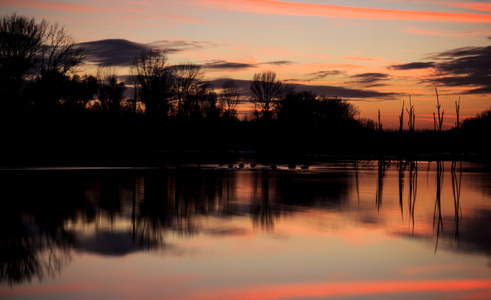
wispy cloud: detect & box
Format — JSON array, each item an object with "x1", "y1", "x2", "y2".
[
  {"x1": 79, "y1": 39, "x2": 217, "y2": 66},
  {"x1": 389, "y1": 62, "x2": 435, "y2": 70},
  {"x1": 2, "y1": 0, "x2": 96, "y2": 12},
  {"x1": 200, "y1": 0, "x2": 491, "y2": 23},
  {"x1": 288, "y1": 70, "x2": 345, "y2": 82},
  {"x1": 348, "y1": 72, "x2": 390, "y2": 87},
  {"x1": 203, "y1": 60, "x2": 256, "y2": 70},
  {"x1": 309, "y1": 70, "x2": 344, "y2": 79},
  {"x1": 202, "y1": 59, "x2": 292, "y2": 70},
  {"x1": 263, "y1": 60, "x2": 293, "y2": 66},
  {"x1": 150, "y1": 40, "x2": 217, "y2": 52}
]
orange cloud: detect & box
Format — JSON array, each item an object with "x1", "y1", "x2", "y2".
[
  {"x1": 200, "y1": 0, "x2": 491, "y2": 23},
  {"x1": 343, "y1": 56, "x2": 384, "y2": 61},
  {"x1": 403, "y1": 26, "x2": 491, "y2": 38},
  {"x1": 173, "y1": 279, "x2": 491, "y2": 300}
]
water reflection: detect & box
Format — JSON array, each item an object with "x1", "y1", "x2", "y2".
[{"x1": 1, "y1": 162, "x2": 490, "y2": 291}]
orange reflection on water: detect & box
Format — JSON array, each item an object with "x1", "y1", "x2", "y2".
[{"x1": 173, "y1": 279, "x2": 491, "y2": 300}]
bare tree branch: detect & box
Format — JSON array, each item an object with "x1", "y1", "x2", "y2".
[{"x1": 250, "y1": 71, "x2": 282, "y2": 120}]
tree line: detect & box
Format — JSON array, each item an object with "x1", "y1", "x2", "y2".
[{"x1": 1, "y1": 14, "x2": 490, "y2": 165}]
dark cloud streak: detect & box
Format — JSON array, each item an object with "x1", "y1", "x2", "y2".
[
  {"x1": 203, "y1": 60, "x2": 256, "y2": 70},
  {"x1": 78, "y1": 39, "x2": 149, "y2": 67},
  {"x1": 389, "y1": 44, "x2": 491, "y2": 94},
  {"x1": 209, "y1": 78, "x2": 397, "y2": 100},
  {"x1": 348, "y1": 72, "x2": 390, "y2": 87},
  {"x1": 285, "y1": 70, "x2": 344, "y2": 82},
  {"x1": 389, "y1": 62, "x2": 434, "y2": 70},
  {"x1": 202, "y1": 60, "x2": 293, "y2": 70},
  {"x1": 430, "y1": 45, "x2": 491, "y2": 94},
  {"x1": 150, "y1": 40, "x2": 217, "y2": 52},
  {"x1": 79, "y1": 38, "x2": 217, "y2": 67},
  {"x1": 263, "y1": 60, "x2": 293, "y2": 66}
]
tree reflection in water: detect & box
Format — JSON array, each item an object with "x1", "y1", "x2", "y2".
[
  {"x1": 408, "y1": 161, "x2": 418, "y2": 234},
  {"x1": 252, "y1": 170, "x2": 278, "y2": 232},
  {"x1": 376, "y1": 160, "x2": 385, "y2": 212},
  {"x1": 434, "y1": 161, "x2": 444, "y2": 253},
  {"x1": 451, "y1": 160, "x2": 463, "y2": 246},
  {"x1": 0, "y1": 171, "x2": 79, "y2": 286}
]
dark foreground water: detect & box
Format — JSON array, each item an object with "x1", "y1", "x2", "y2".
[{"x1": 1, "y1": 161, "x2": 491, "y2": 300}]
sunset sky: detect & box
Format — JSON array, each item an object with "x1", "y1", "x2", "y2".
[{"x1": 2, "y1": 0, "x2": 490, "y2": 129}]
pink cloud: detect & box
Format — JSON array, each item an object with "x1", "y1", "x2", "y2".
[
  {"x1": 446, "y1": 2, "x2": 491, "y2": 12},
  {"x1": 200, "y1": 0, "x2": 491, "y2": 23},
  {"x1": 401, "y1": 264, "x2": 467, "y2": 275},
  {"x1": 1, "y1": 0, "x2": 207, "y2": 25},
  {"x1": 1, "y1": 283, "x2": 97, "y2": 298},
  {"x1": 2, "y1": 0, "x2": 96, "y2": 12},
  {"x1": 403, "y1": 26, "x2": 491, "y2": 38},
  {"x1": 403, "y1": 26, "x2": 451, "y2": 36}
]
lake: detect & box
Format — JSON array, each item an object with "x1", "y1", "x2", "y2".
[{"x1": 1, "y1": 161, "x2": 491, "y2": 300}]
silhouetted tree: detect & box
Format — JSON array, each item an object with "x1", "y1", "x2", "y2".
[
  {"x1": 315, "y1": 97, "x2": 359, "y2": 125},
  {"x1": 0, "y1": 14, "x2": 46, "y2": 111},
  {"x1": 406, "y1": 95, "x2": 415, "y2": 135},
  {"x1": 220, "y1": 79, "x2": 240, "y2": 120},
  {"x1": 250, "y1": 71, "x2": 282, "y2": 121},
  {"x1": 189, "y1": 82, "x2": 221, "y2": 120},
  {"x1": 433, "y1": 87, "x2": 444, "y2": 133},
  {"x1": 62, "y1": 74, "x2": 98, "y2": 112},
  {"x1": 461, "y1": 106, "x2": 491, "y2": 156},
  {"x1": 312, "y1": 96, "x2": 360, "y2": 153},
  {"x1": 131, "y1": 49, "x2": 173, "y2": 118},
  {"x1": 97, "y1": 67, "x2": 126, "y2": 116},
  {"x1": 455, "y1": 97, "x2": 461, "y2": 129},
  {"x1": 171, "y1": 63, "x2": 204, "y2": 117},
  {"x1": 275, "y1": 88, "x2": 361, "y2": 154},
  {"x1": 0, "y1": 14, "x2": 84, "y2": 113},
  {"x1": 39, "y1": 23, "x2": 84, "y2": 77},
  {"x1": 31, "y1": 70, "x2": 69, "y2": 112},
  {"x1": 277, "y1": 88, "x2": 316, "y2": 123},
  {"x1": 360, "y1": 118, "x2": 376, "y2": 130},
  {"x1": 277, "y1": 88, "x2": 316, "y2": 127},
  {"x1": 275, "y1": 88, "x2": 317, "y2": 154},
  {"x1": 33, "y1": 23, "x2": 84, "y2": 111},
  {"x1": 399, "y1": 101, "x2": 404, "y2": 133}
]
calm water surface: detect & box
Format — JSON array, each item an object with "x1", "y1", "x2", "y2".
[{"x1": 1, "y1": 161, "x2": 491, "y2": 300}]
